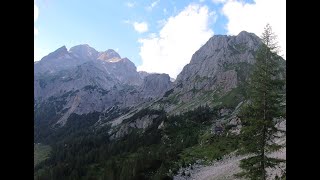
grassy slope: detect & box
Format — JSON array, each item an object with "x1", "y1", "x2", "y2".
[{"x1": 34, "y1": 144, "x2": 51, "y2": 167}]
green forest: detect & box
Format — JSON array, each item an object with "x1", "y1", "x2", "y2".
[{"x1": 34, "y1": 106, "x2": 240, "y2": 180}]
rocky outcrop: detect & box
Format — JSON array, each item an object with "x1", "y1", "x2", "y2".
[
  {"x1": 34, "y1": 46, "x2": 88, "y2": 75},
  {"x1": 140, "y1": 73, "x2": 173, "y2": 98},
  {"x1": 34, "y1": 45, "x2": 174, "y2": 126},
  {"x1": 149, "y1": 31, "x2": 274, "y2": 115},
  {"x1": 69, "y1": 44, "x2": 99, "y2": 60},
  {"x1": 138, "y1": 71, "x2": 150, "y2": 80},
  {"x1": 175, "y1": 31, "x2": 261, "y2": 93},
  {"x1": 109, "y1": 114, "x2": 159, "y2": 140},
  {"x1": 34, "y1": 60, "x2": 119, "y2": 101},
  {"x1": 105, "y1": 58, "x2": 143, "y2": 86},
  {"x1": 97, "y1": 49, "x2": 121, "y2": 61}
]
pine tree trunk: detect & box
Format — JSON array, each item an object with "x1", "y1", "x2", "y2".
[
  {"x1": 262, "y1": 87, "x2": 267, "y2": 180},
  {"x1": 261, "y1": 125, "x2": 266, "y2": 180},
  {"x1": 261, "y1": 36, "x2": 270, "y2": 180}
]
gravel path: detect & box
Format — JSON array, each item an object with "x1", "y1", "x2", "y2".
[
  {"x1": 174, "y1": 147, "x2": 285, "y2": 180},
  {"x1": 191, "y1": 155, "x2": 246, "y2": 180},
  {"x1": 174, "y1": 154, "x2": 247, "y2": 180}
]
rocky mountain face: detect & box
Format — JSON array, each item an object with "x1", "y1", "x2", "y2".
[
  {"x1": 141, "y1": 73, "x2": 172, "y2": 99},
  {"x1": 34, "y1": 31, "x2": 285, "y2": 138},
  {"x1": 69, "y1": 44, "x2": 99, "y2": 60},
  {"x1": 34, "y1": 45, "x2": 172, "y2": 127},
  {"x1": 181, "y1": 32, "x2": 259, "y2": 87},
  {"x1": 145, "y1": 31, "x2": 280, "y2": 114},
  {"x1": 138, "y1": 71, "x2": 150, "y2": 80},
  {"x1": 103, "y1": 31, "x2": 285, "y2": 139},
  {"x1": 97, "y1": 49, "x2": 121, "y2": 61}
]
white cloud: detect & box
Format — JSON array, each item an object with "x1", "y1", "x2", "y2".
[
  {"x1": 147, "y1": 33, "x2": 157, "y2": 38},
  {"x1": 34, "y1": 3, "x2": 39, "y2": 37},
  {"x1": 212, "y1": 0, "x2": 226, "y2": 4},
  {"x1": 34, "y1": 4, "x2": 39, "y2": 22},
  {"x1": 34, "y1": 27, "x2": 39, "y2": 36},
  {"x1": 125, "y1": 2, "x2": 135, "y2": 8},
  {"x1": 133, "y1": 22, "x2": 148, "y2": 33},
  {"x1": 34, "y1": 2, "x2": 40, "y2": 60},
  {"x1": 146, "y1": 0, "x2": 160, "y2": 11},
  {"x1": 157, "y1": 19, "x2": 167, "y2": 28},
  {"x1": 138, "y1": 4, "x2": 214, "y2": 78},
  {"x1": 222, "y1": 0, "x2": 286, "y2": 58}
]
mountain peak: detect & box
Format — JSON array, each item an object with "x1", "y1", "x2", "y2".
[
  {"x1": 236, "y1": 31, "x2": 259, "y2": 40},
  {"x1": 237, "y1": 30, "x2": 251, "y2": 36},
  {"x1": 176, "y1": 31, "x2": 262, "y2": 90},
  {"x1": 41, "y1": 45, "x2": 69, "y2": 61},
  {"x1": 69, "y1": 44, "x2": 96, "y2": 52},
  {"x1": 54, "y1": 45, "x2": 68, "y2": 54},
  {"x1": 234, "y1": 31, "x2": 261, "y2": 50},
  {"x1": 105, "y1": 49, "x2": 119, "y2": 55},
  {"x1": 69, "y1": 44, "x2": 99, "y2": 60},
  {"x1": 97, "y1": 49, "x2": 121, "y2": 61},
  {"x1": 70, "y1": 44, "x2": 93, "y2": 48}
]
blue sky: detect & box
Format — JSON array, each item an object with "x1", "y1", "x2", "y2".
[{"x1": 34, "y1": 0, "x2": 285, "y2": 78}]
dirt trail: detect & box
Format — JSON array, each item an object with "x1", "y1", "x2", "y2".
[{"x1": 174, "y1": 147, "x2": 285, "y2": 180}]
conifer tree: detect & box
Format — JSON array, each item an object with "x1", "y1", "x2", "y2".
[{"x1": 236, "y1": 24, "x2": 286, "y2": 180}]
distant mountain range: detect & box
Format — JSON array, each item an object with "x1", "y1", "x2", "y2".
[
  {"x1": 34, "y1": 30, "x2": 285, "y2": 136},
  {"x1": 34, "y1": 44, "x2": 172, "y2": 127}
]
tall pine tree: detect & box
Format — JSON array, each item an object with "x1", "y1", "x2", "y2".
[{"x1": 236, "y1": 24, "x2": 286, "y2": 180}]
